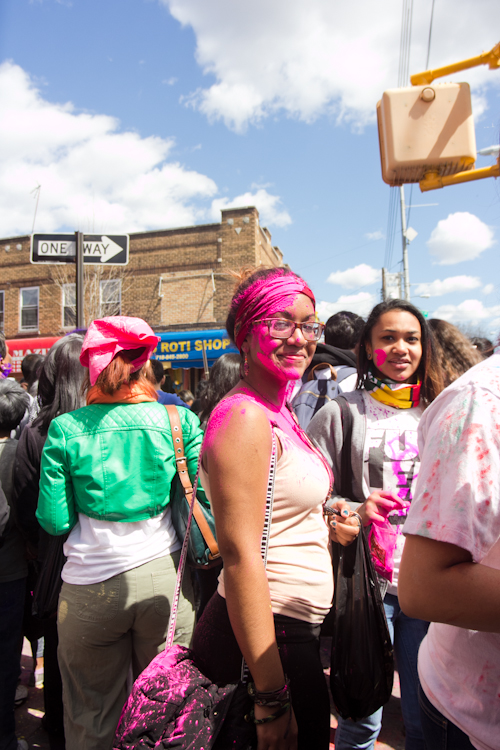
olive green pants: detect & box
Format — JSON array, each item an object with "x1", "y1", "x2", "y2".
[{"x1": 57, "y1": 552, "x2": 195, "y2": 750}]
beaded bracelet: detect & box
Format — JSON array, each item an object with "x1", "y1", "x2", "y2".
[
  {"x1": 245, "y1": 702, "x2": 291, "y2": 725},
  {"x1": 247, "y1": 679, "x2": 291, "y2": 707}
]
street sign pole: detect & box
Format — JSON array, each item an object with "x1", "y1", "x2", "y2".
[{"x1": 76, "y1": 231, "x2": 84, "y2": 328}]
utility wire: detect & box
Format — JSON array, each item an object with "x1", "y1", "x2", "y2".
[{"x1": 425, "y1": 0, "x2": 436, "y2": 69}]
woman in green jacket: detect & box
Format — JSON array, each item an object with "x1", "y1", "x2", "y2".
[{"x1": 36, "y1": 317, "x2": 203, "y2": 750}]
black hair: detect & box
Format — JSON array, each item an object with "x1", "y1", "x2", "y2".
[
  {"x1": 357, "y1": 298, "x2": 443, "y2": 405},
  {"x1": 199, "y1": 353, "x2": 242, "y2": 424},
  {"x1": 0, "y1": 379, "x2": 30, "y2": 432},
  {"x1": 470, "y1": 336, "x2": 494, "y2": 358},
  {"x1": 324, "y1": 311, "x2": 364, "y2": 349},
  {"x1": 33, "y1": 334, "x2": 86, "y2": 435},
  {"x1": 149, "y1": 358, "x2": 165, "y2": 384},
  {"x1": 0, "y1": 333, "x2": 6, "y2": 360},
  {"x1": 21, "y1": 353, "x2": 45, "y2": 390}
]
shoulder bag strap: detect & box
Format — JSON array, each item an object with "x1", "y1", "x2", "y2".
[
  {"x1": 164, "y1": 405, "x2": 219, "y2": 561},
  {"x1": 165, "y1": 422, "x2": 278, "y2": 651},
  {"x1": 336, "y1": 396, "x2": 354, "y2": 501}
]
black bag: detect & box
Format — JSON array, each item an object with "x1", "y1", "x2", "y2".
[
  {"x1": 32, "y1": 532, "x2": 68, "y2": 620},
  {"x1": 165, "y1": 405, "x2": 221, "y2": 569},
  {"x1": 329, "y1": 395, "x2": 394, "y2": 721}
]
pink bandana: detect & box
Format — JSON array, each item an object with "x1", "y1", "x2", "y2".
[
  {"x1": 80, "y1": 316, "x2": 160, "y2": 386},
  {"x1": 233, "y1": 271, "x2": 315, "y2": 350}
]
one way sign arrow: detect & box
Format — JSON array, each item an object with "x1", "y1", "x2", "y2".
[{"x1": 31, "y1": 233, "x2": 129, "y2": 265}]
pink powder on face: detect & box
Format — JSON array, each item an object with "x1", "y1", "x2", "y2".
[
  {"x1": 374, "y1": 349, "x2": 387, "y2": 367},
  {"x1": 233, "y1": 271, "x2": 315, "y2": 350}
]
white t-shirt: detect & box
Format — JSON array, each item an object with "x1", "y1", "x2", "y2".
[
  {"x1": 404, "y1": 354, "x2": 500, "y2": 750},
  {"x1": 62, "y1": 506, "x2": 181, "y2": 585},
  {"x1": 362, "y1": 391, "x2": 422, "y2": 595}
]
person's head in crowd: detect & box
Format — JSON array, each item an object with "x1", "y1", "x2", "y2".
[
  {"x1": 147, "y1": 358, "x2": 166, "y2": 390},
  {"x1": 199, "y1": 353, "x2": 241, "y2": 424},
  {"x1": 33, "y1": 334, "x2": 86, "y2": 434},
  {"x1": 178, "y1": 389, "x2": 194, "y2": 407},
  {"x1": 358, "y1": 298, "x2": 443, "y2": 405},
  {"x1": 0, "y1": 333, "x2": 12, "y2": 379},
  {"x1": 190, "y1": 378, "x2": 209, "y2": 416},
  {"x1": 0, "y1": 379, "x2": 29, "y2": 437},
  {"x1": 21, "y1": 353, "x2": 45, "y2": 392},
  {"x1": 428, "y1": 319, "x2": 484, "y2": 388},
  {"x1": 324, "y1": 311, "x2": 364, "y2": 351},
  {"x1": 80, "y1": 317, "x2": 159, "y2": 398},
  {"x1": 227, "y1": 266, "x2": 319, "y2": 388},
  {"x1": 470, "y1": 335, "x2": 494, "y2": 358}
]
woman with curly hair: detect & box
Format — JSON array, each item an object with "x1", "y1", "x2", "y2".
[{"x1": 428, "y1": 318, "x2": 483, "y2": 388}]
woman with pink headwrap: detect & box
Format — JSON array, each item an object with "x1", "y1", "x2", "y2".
[
  {"x1": 191, "y1": 268, "x2": 360, "y2": 750},
  {"x1": 36, "y1": 317, "x2": 204, "y2": 750}
]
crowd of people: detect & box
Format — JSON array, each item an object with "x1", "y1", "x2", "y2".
[{"x1": 0, "y1": 266, "x2": 498, "y2": 750}]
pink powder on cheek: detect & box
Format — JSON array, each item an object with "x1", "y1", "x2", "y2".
[{"x1": 374, "y1": 349, "x2": 387, "y2": 367}]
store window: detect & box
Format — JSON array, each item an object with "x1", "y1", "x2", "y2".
[
  {"x1": 20, "y1": 287, "x2": 39, "y2": 331},
  {"x1": 0, "y1": 291, "x2": 4, "y2": 332},
  {"x1": 100, "y1": 279, "x2": 121, "y2": 317},
  {"x1": 63, "y1": 283, "x2": 76, "y2": 328}
]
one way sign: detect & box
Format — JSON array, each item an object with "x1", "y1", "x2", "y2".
[{"x1": 31, "y1": 234, "x2": 129, "y2": 265}]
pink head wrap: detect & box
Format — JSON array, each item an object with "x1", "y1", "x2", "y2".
[
  {"x1": 80, "y1": 316, "x2": 160, "y2": 386},
  {"x1": 233, "y1": 270, "x2": 315, "y2": 351}
]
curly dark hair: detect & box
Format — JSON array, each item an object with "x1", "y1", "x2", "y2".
[
  {"x1": 199, "y1": 353, "x2": 241, "y2": 424},
  {"x1": 357, "y1": 299, "x2": 443, "y2": 405},
  {"x1": 429, "y1": 319, "x2": 484, "y2": 387}
]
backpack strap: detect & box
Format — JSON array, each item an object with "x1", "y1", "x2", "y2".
[{"x1": 165, "y1": 405, "x2": 220, "y2": 561}]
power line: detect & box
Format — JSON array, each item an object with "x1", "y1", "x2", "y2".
[{"x1": 426, "y1": 0, "x2": 436, "y2": 69}]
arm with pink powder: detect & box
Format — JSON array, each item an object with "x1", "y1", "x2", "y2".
[{"x1": 399, "y1": 380, "x2": 500, "y2": 632}]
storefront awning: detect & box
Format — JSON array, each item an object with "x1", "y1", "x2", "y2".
[
  {"x1": 6, "y1": 337, "x2": 62, "y2": 374},
  {"x1": 153, "y1": 329, "x2": 238, "y2": 369}
]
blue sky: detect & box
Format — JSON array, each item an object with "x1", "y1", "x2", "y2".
[{"x1": 1, "y1": 0, "x2": 499, "y2": 334}]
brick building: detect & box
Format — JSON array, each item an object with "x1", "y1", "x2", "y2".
[{"x1": 0, "y1": 206, "x2": 285, "y2": 387}]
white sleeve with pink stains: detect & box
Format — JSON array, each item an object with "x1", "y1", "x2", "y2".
[{"x1": 404, "y1": 361, "x2": 500, "y2": 564}]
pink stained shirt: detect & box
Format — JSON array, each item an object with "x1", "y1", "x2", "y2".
[{"x1": 404, "y1": 353, "x2": 500, "y2": 750}]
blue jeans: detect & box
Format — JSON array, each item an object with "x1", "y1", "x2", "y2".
[
  {"x1": 334, "y1": 593, "x2": 429, "y2": 750},
  {"x1": 419, "y1": 686, "x2": 474, "y2": 750},
  {"x1": 0, "y1": 577, "x2": 26, "y2": 750}
]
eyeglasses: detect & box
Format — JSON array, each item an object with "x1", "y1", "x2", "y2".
[{"x1": 255, "y1": 318, "x2": 324, "y2": 342}]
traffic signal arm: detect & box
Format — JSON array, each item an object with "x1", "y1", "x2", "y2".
[
  {"x1": 419, "y1": 160, "x2": 500, "y2": 192},
  {"x1": 411, "y1": 41, "x2": 500, "y2": 86}
]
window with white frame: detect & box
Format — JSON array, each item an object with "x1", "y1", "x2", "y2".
[
  {"x1": 62, "y1": 283, "x2": 76, "y2": 328},
  {"x1": 20, "y1": 287, "x2": 39, "y2": 331},
  {"x1": 0, "y1": 291, "x2": 4, "y2": 332},
  {"x1": 100, "y1": 279, "x2": 121, "y2": 317}
]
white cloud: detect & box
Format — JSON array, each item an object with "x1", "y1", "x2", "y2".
[
  {"x1": 317, "y1": 292, "x2": 377, "y2": 320},
  {"x1": 210, "y1": 189, "x2": 292, "y2": 228},
  {"x1": 162, "y1": 0, "x2": 500, "y2": 131},
  {"x1": 483, "y1": 284, "x2": 495, "y2": 295},
  {"x1": 432, "y1": 299, "x2": 500, "y2": 324},
  {"x1": 414, "y1": 275, "x2": 481, "y2": 297},
  {"x1": 327, "y1": 264, "x2": 380, "y2": 289},
  {"x1": 0, "y1": 61, "x2": 223, "y2": 236},
  {"x1": 365, "y1": 230, "x2": 384, "y2": 241},
  {"x1": 162, "y1": 77, "x2": 178, "y2": 85},
  {"x1": 427, "y1": 212, "x2": 495, "y2": 265}
]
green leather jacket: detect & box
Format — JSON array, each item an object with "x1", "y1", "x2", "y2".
[{"x1": 36, "y1": 402, "x2": 206, "y2": 536}]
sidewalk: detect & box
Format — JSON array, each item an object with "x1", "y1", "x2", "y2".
[{"x1": 15, "y1": 638, "x2": 405, "y2": 749}]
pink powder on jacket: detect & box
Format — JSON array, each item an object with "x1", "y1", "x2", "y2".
[{"x1": 233, "y1": 271, "x2": 315, "y2": 350}]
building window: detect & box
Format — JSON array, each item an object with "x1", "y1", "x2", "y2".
[
  {"x1": 0, "y1": 291, "x2": 4, "y2": 332},
  {"x1": 62, "y1": 284, "x2": 76, "y2": 328},
  {"x1": 20, "y1": 287, "x2": 39, "y2": 331},
  {"x1": 100, "y1": 279, "x2": 121, "y2": 317}
]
